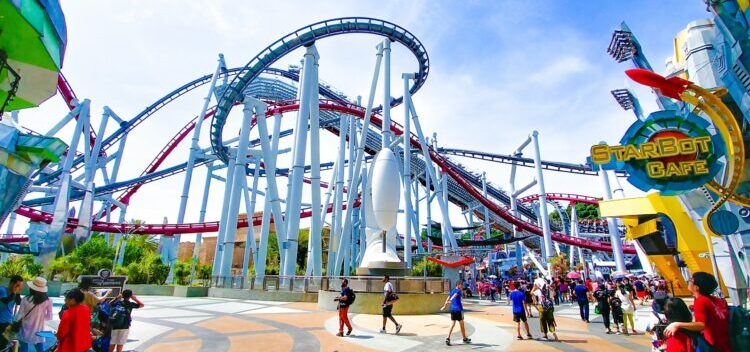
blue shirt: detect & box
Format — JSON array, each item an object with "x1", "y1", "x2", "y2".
[
  {"x1": 448, "y1": 288, "x2": 463, "y2": 312},
  {"x1": 574, "y1": 284, "x2": 589, "y2": 302},
  {"x1": 0, "y1": 287, "x2": 15, "y2": 323},
  {"x1": 510, "y1": 290, "x2": 525, "y2": 314}
]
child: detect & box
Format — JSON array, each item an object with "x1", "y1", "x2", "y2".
[
  {"x1": 609, "y1": 290, "x2": 624, "y2": 334},
  {"x1": 661, "y1": 297, "x2": 694, "y2": 351},
  {"x1": 57, "y1": 289, "x2": 92, "y2": 352}
]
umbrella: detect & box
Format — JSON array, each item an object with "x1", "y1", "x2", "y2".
[
  {"x1": 488, "y1": 275, "x2": 497, "y2": 279},
  {"x1": 0, "y1": 0, "x2": 67, "y2": 112},
  {"x1": 566, "y1": 271, "x2": 581, "y2": 280},
  {"x1": 611, "y1": 271, "x2": 629, "y2": 279}
]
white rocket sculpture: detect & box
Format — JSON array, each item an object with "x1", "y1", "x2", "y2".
[{"x1": 358, "y1": 149, "x2": 406, "y2": 273}]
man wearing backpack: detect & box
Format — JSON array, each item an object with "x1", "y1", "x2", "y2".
[
  {"x1": 664, "y1": 272, "x2": 730, "y2": 352},
  {"x1": 334, "y1": 279, "x2": 354, "y2": 337},
  {"x1": 109, "y1": 289, "x2": 144, "y2": 352},
  {"x1": 380, "y1": 275, "x2": 402, "y2": 334}
]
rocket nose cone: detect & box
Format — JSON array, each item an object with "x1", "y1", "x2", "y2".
[{"x1": 625, "y1": 68, "x2": 666, "y2": 87}]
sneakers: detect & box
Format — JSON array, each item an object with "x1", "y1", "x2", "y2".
[
  {"x1": 395, "y1": 324, "x2": 403, "y2": 334},
  {"x1": 380, "y1": 328, "x2": 386, "y2": 334},
  {"x1": 463, "y1": 337, "x2": 471, "y2": 344},
  {"x1": 346, "y1": 330, "x2": 352, "y2": 336},
  {"x1": 445, "y1": 338, "x2": 451, "y2": 346},
  {"x1": 516, "y1": 335, "x2": 523, "y2": 340},
  {"x1": 336, "y1": 332, "x2": 344, "y2": 337}
]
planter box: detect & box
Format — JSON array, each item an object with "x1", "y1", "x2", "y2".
[
  {"x1": 173, "y1": 286, "x2": 209, "y2": 297},
  {"x1": 208, "y1": 287, "x2": 317, "y2": 302},
  {"x1": 123, "y1": 284, "x2": 175, "y2": 296}
]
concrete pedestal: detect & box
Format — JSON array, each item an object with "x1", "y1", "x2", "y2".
[{"x1": 318, "y1": 290, "x2": 446, "y2": 315}]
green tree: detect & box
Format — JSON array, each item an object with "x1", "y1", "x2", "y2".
[
  {"x1": 550, "y1": 203, "x2": 600, "y2": 222},
  {"x1": 49, "y1": 235, "x2": 114, "y2": 280},
  {"x1": 0, "y1": 255, "x2": 42, "y2": 280},
  {"x1": 548, "y1": 253, "x2": 570, "y2": 278},
  {"x1": 411, "y1": 256, "x2": 443, "y2": 277}
]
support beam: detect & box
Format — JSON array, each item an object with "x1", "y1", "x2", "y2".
[
  {"x1": 171, "y1": 54, "x2": 225, "y2": 283},
  {"x1": 190, "y1": 162, "x2": 213, "y2": 284},
  {"x1": 333, "y1": 42, "x2": 384, "y2": 276},
  {"x1": 599, "y1": 168, "x2": 627, "y2": 272},
  {"x1": 218, "y1": 101, "x2": 255, "y2": 278},
  {"x1": 282, "y1": 45, "x2": 318, "y2": 278}
]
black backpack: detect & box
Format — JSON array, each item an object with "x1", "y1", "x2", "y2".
[
  {"x1": 610, "y1": 296, "x2": 622, "y2": 309},
  {"x1": 541, "y1": 296, "x2": 554, "y2": 312},
  {"x1": 729, "y1": 305, "x2": 750, "y2": 351},
  {"x1": 109, "y1": 300, "x2": 129, "y2": 329},
  {"x1": 345, "y1": 288, "x2": 356, "y2": 306}
]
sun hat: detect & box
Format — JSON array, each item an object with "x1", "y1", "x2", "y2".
[{"x1": 27, "y1": 277, "x2": 48, "y2": 293}]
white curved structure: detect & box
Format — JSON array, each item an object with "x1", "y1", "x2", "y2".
[
  {"x1": 358, "y1": 149, "x2": 404, "y2": 274},
  {"x1": 370, "y1": 149, "x2": 401, "y2": 229}
]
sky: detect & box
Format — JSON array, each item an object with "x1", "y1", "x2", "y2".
[{"x1": 11, "y1": 1, "x2": 711, "y2": 240}]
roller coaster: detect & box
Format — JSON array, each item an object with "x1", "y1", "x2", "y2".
[{"x1": 3, "y1": 16, "x2": 636, "y2": 283}]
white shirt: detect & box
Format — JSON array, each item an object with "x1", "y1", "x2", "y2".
[
  {"x1": 616, "y1": 289, "x2": 634, "y2": 313},
  {"x1": 384, "y1": 282, "x2": 394, "y2": 293}
]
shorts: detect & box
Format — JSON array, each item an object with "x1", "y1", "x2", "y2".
[
  {"x1": 450, "y1": 311, "x2": 463, "y2": 321},
  {"x1": 110, "y1": 328, "x2": 130, "y2": 345},
  {"x1": 636, "y1": 291, "x2": 646, "y2": 299},
  {"x1": 513, "y1": 312, "x2": 527, "y2": 323},
  {"x1": 382, "y1": 304, "x2": 393, "y2": 317}
]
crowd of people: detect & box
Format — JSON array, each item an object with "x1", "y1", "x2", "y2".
[
  {"x1": 0, "y1": 275, "x2": 143, "y2": 352},
  {"x1": 453, "y1": 271, "x2": 741, "y2": 351}
]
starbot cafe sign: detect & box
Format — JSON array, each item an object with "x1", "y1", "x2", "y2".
[
  {"x1": 589, "y1": 110, "x2": 724, "y2": 194},
  {"x1": 591, "y1": 134, "x2": 711, "y2": 178}
]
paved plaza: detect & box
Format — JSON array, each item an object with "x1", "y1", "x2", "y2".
[{"x1": 44, "y1": 295, "x2": 656, "y2": 351}]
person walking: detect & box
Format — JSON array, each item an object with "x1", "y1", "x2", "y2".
[
  {"x1": 609, "y1": 290, "x2": 624, "y2": 335},
  {"x1": 524, "y1": 283, "x2": 534, "y2": 318},
  {"x1": 635, "y1": 277, "x2": 648, "y2": 306},
  {"x1": 664, "y1": 272, "x2": 730, "y2": 352},
  {"x1": 56, "y1": 289, "x2": 92, "y2": 352},
  {"x1": 538, "y1": 289, "x2": 558, "y2": 340},
  {"x1": 16, "y1": 277, "x2": 53, "y2": 352},
  {"x1": 616, "y1": 281, "x2": 637, "y2": 335},
  {"x1": 109, "y1": 289, "x2": 144, "y2": 352},
  {"x1": 573, "y1": 280, "x2": 590, "y2": 323},
  {"x1": 594, "y1": 282, "x2": 613, "y2": 334},
  {"x1": 0, "y1": 275, "x2": 23, "y2": 350},
  {"x1": 441, "y1": 281, "x2": 471, "y2": 346},
  {"x1": 334, "y1": 279, "x2": 354, "y2": 337},
  {"x1": 380, "y1": 275, "x2": 402, "y2": 334},
  {"x1": 510, "y1": 281, "x2": 532, "y2": 340}
]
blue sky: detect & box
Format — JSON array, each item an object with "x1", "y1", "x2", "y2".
[{"x1": 14, "y1": 1, "x2": 712, "y2": 234}]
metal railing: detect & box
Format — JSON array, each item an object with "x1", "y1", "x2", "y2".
[{"x1": 209, "y1": 275, "x2": 450, "y2": 294}]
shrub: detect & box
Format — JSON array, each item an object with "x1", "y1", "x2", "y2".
[
  {"x1": 196, "y1": 264, "x2": 212, "y2": 281},
  {"x1": 0, "y1": 255, "x2": 41, "y2": 280},
  {"x1": 173, "y1": 261, "x2": 190, "y2": 285},
  {"x1": 411, "y1": 257, "x2": 443, "y2": 277}
]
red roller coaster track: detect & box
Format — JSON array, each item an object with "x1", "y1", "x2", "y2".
[{"x1": 13, "y1": 81, "x2": 633, "y2": 254}]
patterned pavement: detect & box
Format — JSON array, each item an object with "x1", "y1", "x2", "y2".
[{"x1": 44, "y1": 296, "x2": 655, "y2": 351}]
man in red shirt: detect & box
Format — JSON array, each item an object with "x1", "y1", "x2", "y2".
[
  {"x1": 664, "y1": 272, "x2": 730, "y2": 352},
  {"x1": 56, "y1": 289, "x2": 92, "y2": 352}
]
